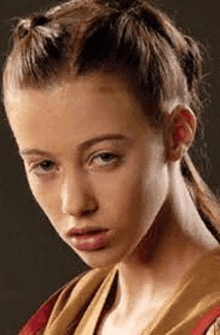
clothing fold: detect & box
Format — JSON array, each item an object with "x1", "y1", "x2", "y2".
[{"x1": 19, "y1": 248, "x2": 220, "y2": 335}]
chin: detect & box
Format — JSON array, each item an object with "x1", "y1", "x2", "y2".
[{"x1": 74, "y1": 247, "x2": 126, "y2": 269}]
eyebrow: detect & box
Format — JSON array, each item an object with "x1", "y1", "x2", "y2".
[{"x1": 19, "y1": 134, "x2": 132, "y2": 157}]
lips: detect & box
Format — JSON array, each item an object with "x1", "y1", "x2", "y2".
[{"x1": 67, "y1": 228, "x2": 109, "y2": 251}]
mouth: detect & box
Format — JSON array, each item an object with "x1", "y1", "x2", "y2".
[{"x1": 67, "y1": 228, "x2": 109, "y2": 251}]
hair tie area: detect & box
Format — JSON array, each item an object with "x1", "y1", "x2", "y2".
[
  {"x1": 102, "y1": 0, "x2": 141, "y2": 12},
  {"x1": 16, "y1": 15, "x2": 50, "y2": 40},
  {"x1": 16, "y1": 19, "x2": 31, "y2": 39},
  {"x1": 31, "y1": 15, "x2": 50, "y2": 28}
]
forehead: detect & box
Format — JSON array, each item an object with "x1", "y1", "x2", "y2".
[
  {"x1": 6, "y1": 72, "x2": 141, "y2": 116},
  {"x1": 5, "y1": 73, "x2": 151, "y2": 151}
]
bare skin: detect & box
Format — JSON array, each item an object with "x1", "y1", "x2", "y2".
[
  {"x1": 98, "y1": 166, "x2": 218, "y2": 334},
  {"x1": 5, "y1": 73, "x2": 218, "y2": 334}
]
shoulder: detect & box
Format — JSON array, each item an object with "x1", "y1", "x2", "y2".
[
  {"x1": 152, "y1": 248, "x2": 220, "y2": 334},
  {"x1": 18, "y1": 270, "x2": 88, "y2": 335},
  {"x1": 18, "y1": 266, "x2": 112, "y2": 335},
  {"x1": 189, "y1": 248, "x2": 220, "y2": 334}
]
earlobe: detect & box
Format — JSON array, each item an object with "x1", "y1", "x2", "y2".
[{"x1": 166, "y1": 105, "x2": 197, "y2": 162}]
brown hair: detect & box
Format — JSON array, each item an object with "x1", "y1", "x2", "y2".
[{"x1": 2, "y1": 0, "x2": 220, "y2": 240}]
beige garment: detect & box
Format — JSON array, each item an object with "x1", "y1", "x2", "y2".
[
  {"x1": 39, "y1": 248, "x2": 220, "y2": 334},
  {"x1": 43, "y1": 267, "x2": 114, "y2": 335}
]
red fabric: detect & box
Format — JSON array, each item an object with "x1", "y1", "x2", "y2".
[
  {"x1": 191, "y1": 306, "x2": 220, "y2": 334},
  {"x1": 19, "y1": 290, "x2": 61, "y2": 335},
  {"x1": 18, "y1": 273, "x2": 84, "y2": 335},
  {"x1": 19, "y1": 300, "x2": 220, "y2": 334}
]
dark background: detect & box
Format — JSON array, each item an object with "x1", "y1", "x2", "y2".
[{"x1": 0, "y1": 0, "x2": 219, "y2": 334}]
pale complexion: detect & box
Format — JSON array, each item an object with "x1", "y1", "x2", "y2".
[{"x1": 5, "y1": 73, "x2": 218, "y2": 334}]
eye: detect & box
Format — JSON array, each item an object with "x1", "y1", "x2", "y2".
[
  {"x1": 90, "y1": 152, "x2": 120, "y2": 167},
  {"x1": 31, "y1": 160, "x2": 56, "y2": 175}
]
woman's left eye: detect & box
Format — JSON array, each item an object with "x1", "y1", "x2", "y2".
[
  {"x1": 30, "y1": 160, "x2": 56, "y2": 175},
  {"x1": 90, "y1": 152, "x2": 119, "y2": 167}
]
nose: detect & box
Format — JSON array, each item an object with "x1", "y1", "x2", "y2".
[{"x1": 61, "y1": 172, "x2": 98, "y2": 217}]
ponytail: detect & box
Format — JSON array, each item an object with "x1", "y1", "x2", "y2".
[
  {"x1": 178, "y1": 33, "x2": 220, "y2": 241},
  {"x1": 181, "y1": 153, "x2": 220, "y2": 242}
]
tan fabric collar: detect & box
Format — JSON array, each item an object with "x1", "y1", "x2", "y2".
[
  {"x1": 74, "y1": 266, "x2": 117, "y2": 335},
  {"x1": 43, "y1": 248, "x2": 220, "y2": 335},
  {"x1": 43, "y1": 266, "x2": 115, "y2": 335}
]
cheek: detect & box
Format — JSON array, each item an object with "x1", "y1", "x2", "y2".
[
  {"x1": 26, "y1": 174, "x2": 62, "y2": 223},
  {"x1": 97, "y1": 157, "x2": 169, "y2": 229}
]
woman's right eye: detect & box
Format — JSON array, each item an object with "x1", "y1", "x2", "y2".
[{"x1": 30, "y1": 160, "x2": 56, "y2": 176}]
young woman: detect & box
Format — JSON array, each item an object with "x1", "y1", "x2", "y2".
[{"x1": 2, "y1": 0, "x2": 220, "y2": 334}]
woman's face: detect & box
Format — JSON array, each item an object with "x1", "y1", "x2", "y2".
[{"x1": 6, "y1": 73, "x2": 169, "y2": 268}]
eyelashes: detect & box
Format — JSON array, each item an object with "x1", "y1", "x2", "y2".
[
  {"x1": 28, "y1": 159, "x2": 57, "y2": 175},
  {"x1": 88, "y1": 151, "x2": 121, "y2": 167},
  {"x1": 27, "y1": 151, "x2": 123, "y2": 176}
]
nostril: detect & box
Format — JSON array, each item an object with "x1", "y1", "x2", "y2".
[{"x1": 82, "y1": 205, "x2": 98, "y2": 216}]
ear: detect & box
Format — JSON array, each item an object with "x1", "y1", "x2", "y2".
[{"x1": 165, "y1": 105, "x2": 197, "y2": 161}]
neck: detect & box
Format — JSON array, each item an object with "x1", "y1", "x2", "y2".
[{"x1": 114, "y1": 164, "x2": 218, "y2": 315}]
